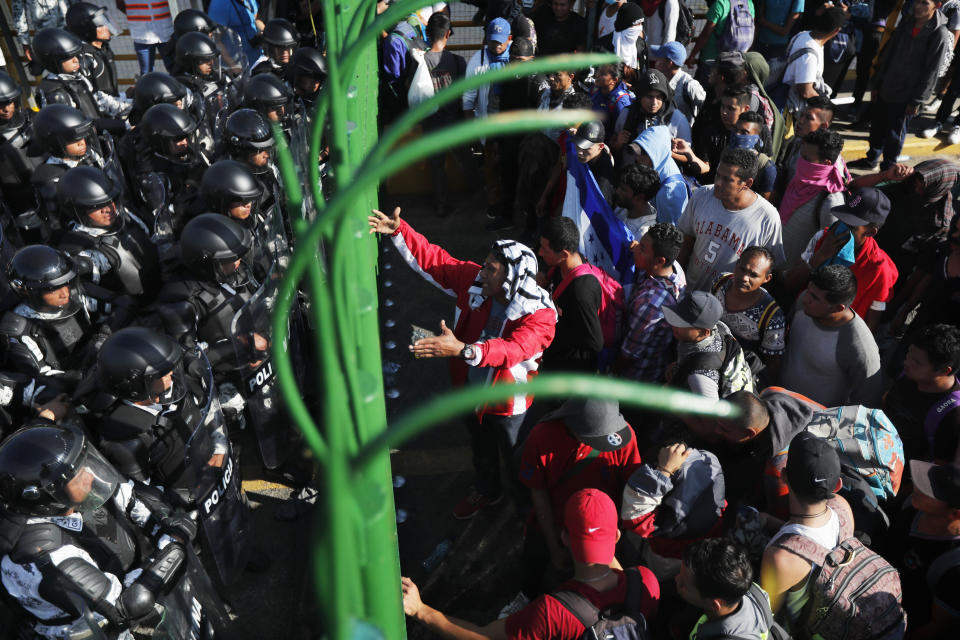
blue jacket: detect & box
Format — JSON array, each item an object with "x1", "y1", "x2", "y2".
[
  {"x1": 209, "y1": 0, "x2": 262, "y2": 65},
  {"x1": 633, "y1": 125, "x2": 689, "y2": 226}
]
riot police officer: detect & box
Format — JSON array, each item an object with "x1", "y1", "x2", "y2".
[
  {"x1": 31, "y1": 28, "x2": 129, "y2": 130},
  {"x1": 81, "y1": 326, "x2": 228, "y2": 503},
  {"x1": 0, "y1": 423, "x2": 208, "y2": 639},
  {"x1": 31, "y1": 104, "x2": 112, "y2": 242},
  {"x1": 243, "y1": 73, "x2": 296, "y2": 136},
  {"x1": 65, "y1": 2, "x2": 120, "y2": 97},
  {"x1": 173, "y1": 7, "x2": 217, "y2": 38},
  {"x1": 174, "y1": 31, "x2": 236, "y2": 129},
  {"x1": 154, "y1": 214, "x2": 261, "y2": 367},
  {"x1": 56, "y1": 166, "x2": 160, "y2": 300},
  {"x1": 218, "y1": 108, "x2": 286, "y2": 230},
  {"x1": 173, "y1": 8, "x2": 247, "y2": 79},
  {"x1": 250, "y1": 18, "x2": 299, "y2": 79},
  {"x1": 0, "y1": 245, "x2": 133, "y2": 392},
  {"x1": 0, "y1": 71, "x2": 44, "y2": 238},
  {"x1": 289, "y1": 46, "x2": 326, "y2": 114},
  {"x1": 128, "y1": 71, "x2": 190, "y2": 125}
]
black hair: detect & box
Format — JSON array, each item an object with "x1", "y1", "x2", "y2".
[
  {"x1": 540, "y1": 216, "x2": 580, "y2": 254},
  {"x1": 719, "y1": 147, "x2": 758, "y2": 182},
  {"x1": 813, "y1": 6, "x2": 849, "y2": 36},
  {"x1": 596, "y1": 62, "x2": 624, "y2": 83},
  {"x1": 682, "y1": 538, "x2": 753, "y2": 605},
  {"x1": 426, "y1": 12, "x2": 451, "y2": 44},
  {"x1": 562, "y1": 90, "x2": 593, "y2": 111},
  {"x1": 810, "y1": 264, "x2": 858, "y2": 307},
  {"x1": 720, "y1": 66, "x2": 749, "y2": 87},
  {"x1": 645, "y1": 222, "x2": 684, "y2": 263},
  {"x1": 725, "y1": 390, "x2": 770, "y2": 432},
  {"x1": 738, "y1": 246, "x2": 774, "y2": 270},
  {"x1": 619, "y1": 163, "x2": 661, "y2": 201},
  {"x1": 721, "y1": 85, "x2": 751, "y2": 107},
  {"x1": 805, "y1": 96, "x2": 836, "y2": 123},
  {"x1": 910, "y1": 324, "x2": 960, "y2": 375},
  {"x1": 736, "y1": 111, "x2": 772, "y2": 154},
  {"x1": 803, "y1": 128, "x2": 844, "y2": 164}
]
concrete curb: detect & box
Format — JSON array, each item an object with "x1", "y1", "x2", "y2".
[{"x1": 840, "y1": 134, "x2": 960, "y2": 161}]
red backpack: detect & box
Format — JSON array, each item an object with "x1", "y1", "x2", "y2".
[{"x1": 551, "y1": 263, "x2": 625, "y2": 349}]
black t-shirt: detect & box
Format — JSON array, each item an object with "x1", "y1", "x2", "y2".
[
  {"x1": 533, "y1": 7, "x2": 586, "y2": 56},
  {"x1": 541, "y1": 270, "x2": 603, "y2": 373},
  {"x1": 690, "y1": 101, "x2": 728, "y2": 184},
  {"x1": 883, "y1": 376, "x2": 960, "y2": 463},
  {"x1": 424, "y1": 50, "x2": 466, "y2": 121},
  {"x1": 587, "y1": 151, "x2": 616, "y2": 206}
]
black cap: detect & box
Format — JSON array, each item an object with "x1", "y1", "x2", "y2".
[
  {"x1": 510, "y1": 37, "x2": 535, "y2": 59},
  {"x1": 830, "y1": 187, "x2": 891, "y2": 228},
  {"x1": 910, "y1": 460, "x2": 960, "y2": 508},
  {"x1": 707, "y1": 51, "x2": 746, "y2": 70},
  {"x1": 662, "y1": 291, "x2": 723, "y2": 330},
  {"x1": 786, "y1": 431, "x2": 841, "y2": 502},
  {"x1": 541, "y1": 398, "x2": 633, "y2": 452},
  {"x1": 571, "y1": 121, "x2": 605, "y2": 150}
]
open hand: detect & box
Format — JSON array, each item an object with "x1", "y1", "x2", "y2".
[
  {"x1": 368, "y1": 207, "x2": 401, "y2": 235},
  {"x1": 409, "y1": 320, "x2": 465, "y2": 359},
  {"x1": 657, "y1": 442, "x2": 691, "y2": 475}
]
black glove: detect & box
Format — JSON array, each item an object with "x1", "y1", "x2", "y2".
[{"x1": 159, "y1": 512, "x2": 197, "y2": 543}]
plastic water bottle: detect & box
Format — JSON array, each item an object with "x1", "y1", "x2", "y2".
[{"x1": 421, "y1": 539, "x2": 452, "y2": 571}]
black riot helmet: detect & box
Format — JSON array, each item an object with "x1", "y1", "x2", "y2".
[
  {"x1": 0, "y1": 425, "x2": 121, "y2": 516},
  {"x1": 139, "y1": 103, "x2": 199, "y2": 164},
  {"x1": 180, "y1": 213, "x2": 253, "y2": 284},
  {"x1": 32, "y1": 28, "x2": 84, "y2": 76},
  {"x1": 261, "y1": 18, "x2": 298, "y2": 67},
  {"x1": 132, "y1": 72, "x2": 188, "y2": 123},
  {"x1": 290, "y1": 47, "x2": 326, "y2": 100},
  {"x1": 0, "y1": 71, "x2": 25, "y2": 129},
  {"x1": 173, "y1": 8, "x2": 216, "y2": 37},
  {"x1": 223, "y1": 108, "x2": 275, "y2": 175},
  {"x1": 34, "y1": 104, "x2": 96, "y2": 158},
  {"x1": 8, "y1": 245, "x2": 83, "y2": 318},
  {"x1": 97, "y1": 327, "x2": 186, "y2": 403},
  {"x1": 201, "y1": 160, "x2": 263, "y2": 225},
  {"x1": 243, "y1": 74, "x2": 294, "y2": 128},
  {"x1": 56, "y1": 166, "x2": 124, "y2": 232},
  {"x1": 176, "y1": 31, "x2": 220, "y2": 80},
  {"x1": 65, "y1": 2, "x2": 115, "y2": 43}
]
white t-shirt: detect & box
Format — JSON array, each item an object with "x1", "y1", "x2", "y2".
[
  {"x1": 678, "y1": 186, "x2": 786, "y2": 292},
  {"x1": 598, "y1": 5, "x2": 618, "y2": 38},
  {"x1": 784, "y1": 31, "x2": 824, "y2": 87},
  {"x1": 616, "y1": 206, "x2": 657, "y2": 240},
  {"x1": 645, "y1": 0, "x2": 679, "y2": 46}
]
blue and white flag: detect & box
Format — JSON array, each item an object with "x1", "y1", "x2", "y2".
[{"x1": 561, "y1": 142, "x2": 635, "y2": 286}]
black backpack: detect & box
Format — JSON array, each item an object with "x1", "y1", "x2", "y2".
[
  {"x1": 660, "y1": 1, "x2": 696, "y2": 46},
  {"x1": 550, "y1": 568, "x2": 651, "y2": 640}
]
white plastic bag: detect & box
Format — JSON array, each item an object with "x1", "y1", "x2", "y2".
[{"x1": 407, "y1": 48, "x2": 437, "y2": 114}]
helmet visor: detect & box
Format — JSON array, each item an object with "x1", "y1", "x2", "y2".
[
  {"x1": 92, "y1": 10, "x2": 120, "y2": 37},
  {"x1": 60, "y1": 444, "x2": 120, "y2": 515},
  {"x1": 150, "y1": 359, "x2": 187, "y2": 406},
  {"x1": 28, "y1": 272, "x2": 82, "y2": 317}
]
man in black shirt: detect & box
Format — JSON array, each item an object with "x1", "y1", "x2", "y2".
[
  {"x1": 538, "y1": 217, "x2": 603, "y2": 373},
  {"x1": 570, "y1": 120, "x2": 616, "y2": 205},
  {"x1": 533, "y1": 0, "x2": 586, "y2": 56}
]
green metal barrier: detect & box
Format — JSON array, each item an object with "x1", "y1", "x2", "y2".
[{"x1": 270, "y1": 3, "x2": 739, "y2": 637}]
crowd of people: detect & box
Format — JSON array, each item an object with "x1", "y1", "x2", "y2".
[
  {"x1": 0, "y1": 2, "x2": 326, "y2": 638},
  {"x1": 376, "y1": 0, "x2": 960, "y2": 639}
]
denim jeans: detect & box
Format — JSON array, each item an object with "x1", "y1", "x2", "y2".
[
  {"x1": 464, "y1": 412, "x2": 527, "y2": 500},
  {"x1": 134, "y1": 40, "x2": 175, "y2": 74},
  {"x1": 867, "y1": 99, "x2": 912, "y2": 170}
]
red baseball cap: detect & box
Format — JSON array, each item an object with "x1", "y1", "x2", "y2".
[{"x1": 564, "y1": 488, "x2": 618, "y2": 564}]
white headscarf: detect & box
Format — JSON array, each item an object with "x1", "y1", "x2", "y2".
[
  {"x1": 613, "y1": 25, "x2": 644, "y2": 69},
  {"x1": 468, "y1": 240, "x2": 555, "y2": 320}
]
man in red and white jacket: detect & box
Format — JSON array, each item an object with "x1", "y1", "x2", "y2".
[{"x1": 369, "y1": 207, "x2": 557, "y2": 519}]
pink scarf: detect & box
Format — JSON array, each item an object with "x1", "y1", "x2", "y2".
[{"x1": 779, "y1": 156, "x2": 847, "y2": 224}]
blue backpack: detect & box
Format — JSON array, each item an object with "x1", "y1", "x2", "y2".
[{"x1": 717, "y1": 0, "x2": 755, "y2": 53}]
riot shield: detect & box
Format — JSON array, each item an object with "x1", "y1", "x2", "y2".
[
  {"x1": 97, "y1": 131, "x2": 129, "y2": 205},
  {"x1": 152, "y1": 547, "x2": 228, "y2": 640},
  {"x1": 185, "y1": 348, "x2": 251, "y2": 586},
  {"x1": 212, "y1": 26, "x2": 248, "y2": 79},
  {"x1": 229, "y1": 265, "x2": 303, "y2": 469}
]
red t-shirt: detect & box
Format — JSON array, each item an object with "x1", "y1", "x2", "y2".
[
  {"x1": 813, "y1": 233, "x2": 899, "y2": 318},
  {"x1": 519, "y1": 419, "x2": 642, "y2": 530},
  {"x1": 505, "y1": 567, "x2": 660, "y2": 640}
]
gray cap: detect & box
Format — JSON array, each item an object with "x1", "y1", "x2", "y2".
[
  {"x1": 541, "y1": 398, "x2": 633, "y2": 452},
  {"x1": 662, "y1": 291, "x2": 723, "y2": 330}
]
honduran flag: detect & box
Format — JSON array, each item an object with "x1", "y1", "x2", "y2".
[{"x1": 561, "y1": 142, "x2": 635, "y2": 287}]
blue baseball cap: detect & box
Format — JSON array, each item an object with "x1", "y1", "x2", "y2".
[
  {"x1": 486, "y1": 17, "x2": 511, "y2": 43},
  {"x1": 649, "y1": 41, "x2": 686, "y2": 68}
]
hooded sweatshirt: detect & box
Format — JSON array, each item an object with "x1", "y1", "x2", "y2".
[
  {"x1": 615, "y1": 69, "x2": 692, "y2": 143},
  {"x1": 633, "y1": 125, "x2": 689, "y2": 225},
  {"x1": 873, "y1": 9, "x2": 952, "y2": 107}
]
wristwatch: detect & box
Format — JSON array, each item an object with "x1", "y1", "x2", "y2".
[{"x1": 460, "y1": 344, "x2": 475, "y2": 361}]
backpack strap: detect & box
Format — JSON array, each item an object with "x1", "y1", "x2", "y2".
[
  {"x1": 550, "y1": 589, "x2": 601, "y2": 631},
  {"x1": 927, "y1": 546, "x2": 960, "y2": 591},
  {"x1": 757, "y1": 298, "x2": 780, "y2": 335},
  {"x1": 769, "y1": 531, "x2": 829, "y2": 566},
  {"x1": 923, "y1": 384, "x2": 960, "y2": 446},
  {"x1": 552, "y1": 263, "x2": 598, "y2": 301},
  {"x1": 557, "y1": 448, "x2": 601, "y2": 486},
  {"x1": 711, "y1": 273, "x2": 733, "y2": 296}
]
